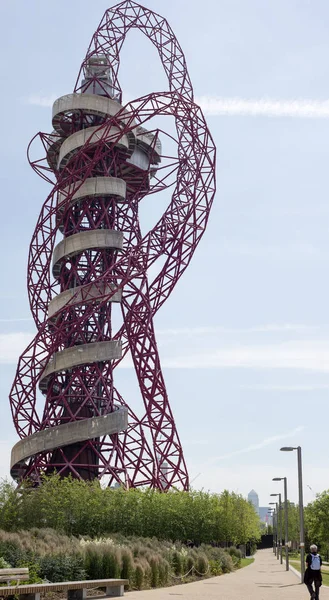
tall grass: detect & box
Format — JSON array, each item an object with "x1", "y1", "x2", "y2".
[{"x1": 0, "y1": 528, "x2": 238, "y2": 589}]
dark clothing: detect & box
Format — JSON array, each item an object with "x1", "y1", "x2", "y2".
[
  {"x1": 304, "y1": 554, "x2": 322, "y2": 600},
  {"x1": 306, "y1": 578, "x2": 321, "y2": 600}
]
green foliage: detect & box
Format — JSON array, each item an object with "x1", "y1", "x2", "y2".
[
  {"x1": 209, "y1": 559, "x2": 222, "y2": 575},
  {"x1": 149, "y1": 557, "x2": 159, "y2": 587},
  {"x1": 0, "y1": 540, "x2": 26, "y2": 567},
  {"x1": 186, "y1": 555, "x2": 194, "y2": 573},
  {"x1": 158, "y1": 558, "x2": 169, "y2": 585},
  {"x1": 38, "y1": 553, "x2": 86, "y2": 582},
  {"x1": 0, "y1": 526, "x2": 242, "y2": 589},
  {"x1": 0, "y1": 557, "x2": 11, "y2": 568},
  {"x1": 134, "y1": 563, "x2": 144, "y2": 589},
  {"x1": 171, "y1": 551, "x2": 182, "y2": 575},
  {"x1": 0, "y1": 476, "x2": 260, "y2": 547},
  {"x1": 102, "y1": 547, "x2": 117, "y2": 579},
  {"x1": 0, "y1": 474, "x2": 261, "y2": 591},
  {"x1": 305, "y1": 490, "x2": 329, "y2": 553},
  {"x1": 18, "y1": 561, "x2": 43, "y2": 584},
  {"x1": 121, "y1": 548, "x2": 133, "y2": 583},
  {"x1": 227, "y1": 546, "x2": 242, "y2": 566},
  {"x1": 280, "y1": 501, "x2": 300, "y2": 543},
  {"x1": 196, "y1": 554, "x2": 208, "y2": 575},
  {"x1": 218, "y1": 550, "x2": 234, "y2": 573}
]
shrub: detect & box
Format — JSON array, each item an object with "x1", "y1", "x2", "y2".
[
  {"x1": 249, "y1": 542, "x2": 257, "y2": 555},
  {"x1": 196, "y1": 554, "x2": 208, "y2": 576},
  {"x1": 219, "y1": 552, "x2": 234, "y2": 573},
  {"x1": 228, "y1": 546, "x2": 242, "y2": 559},
  {"x1": 0, "y1": 527, "x2": 238, "y2": 590},
  {"x1": 134, "y1": 564, "x2": 144, "y2": 590},
  {"x1": 0, "y1": 557, "x2": 11, "y2": 568},
  {"x1": 158, "y1": 558, "x2": 170, "y2": 586},
  {"x1": 0, "y1": 540, "x2": 26, "y2": 567},
  {"x1": 121, "y1": 548, "x2": 133, "y2": 584},
  {"x1": 39, "y1": 553, "x2": 85, "y2": 582},
  {"x1": 209, "y1": 559, "x2": 222, "y2": 576},
  {"x1": 171, "y1": 551, "x2": 182, "y2": 576},
  {"x1": 84, "y1": 547, "x2": 103, "y2": 579},
  {"x1": 227, "y1": 546, "x2": 242, "y2": 565},
  {"x1": 149, "y1": 557, "x2": 159, "y2": 588},
  {"x1": 0, "y1": 477, "x2": 261, "y2": 546},
  {"x1": 186, "y1": 555, "x2": 194, "y2": 574},
  {"x1": 102, "y1": 546, "x2": 121, "y2": 579}
]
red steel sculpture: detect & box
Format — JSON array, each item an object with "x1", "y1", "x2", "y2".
[{"x1": 9, "y1": 1, "x2": 216, "y2": 489}]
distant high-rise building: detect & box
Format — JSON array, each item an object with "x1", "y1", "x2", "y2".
[
  {"x1": 248, "y1": 489, "x2": 260, "y2": 514},
  {"x1": 259, "y1": 506, "x2": 272, "y2": 525}
]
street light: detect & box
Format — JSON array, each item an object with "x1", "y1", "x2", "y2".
[
  {"x1": 273, "y1": 477, "x2": 289, "y2": 571},
  {"x1": 269, "y1": 502, "x2": 278, "y2": 555},
  {"x1": 267, "y1": 508, "x2": 274, "y2": 538},
  {"x1": 271, "y1": 493, "x2": 282, "y2": 563},
  {"x1": 280, "y1": 446, "x2": 305, "y2": 582}
]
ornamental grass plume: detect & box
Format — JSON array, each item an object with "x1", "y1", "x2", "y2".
[{"x1": 0, "y1": 527, "x2": 239, "y2": 589}]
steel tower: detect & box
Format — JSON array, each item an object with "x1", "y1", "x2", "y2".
[{"x1": 9, "y1": 1, "x2": 216, "y2": 489}]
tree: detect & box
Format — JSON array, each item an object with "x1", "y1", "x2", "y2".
[{"x1": 305, "y1": 491, "x2": 329, "y2": 553}]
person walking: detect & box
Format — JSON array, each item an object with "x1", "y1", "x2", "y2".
[{"x1": 304, "y1": 544, "x2": 322, "y2": 600}]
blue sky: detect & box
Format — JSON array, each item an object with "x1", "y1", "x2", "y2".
[{"x1": 1, "y1": 0, "x2": 329, "y2": 506}]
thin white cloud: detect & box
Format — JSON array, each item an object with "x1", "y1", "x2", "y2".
[
  {"x1": 209, "y1": 425, "x2": 304, "y2": 463},
  {"x1": 3, "y1": 331, "x2": 329, "y2": 374},
  {"x1": 119, "y1": 339, "x2": 329, "y2": 372},
  {"x1": 241, "y1": 383, "x2": 329, "y2": 391},
  {"x1": 156, "y1": 324, "x2": 318, "y2": 336},
  {"x1": 26, "y1": 94, "x2": 57, "y2": 108},
  {"x1": 220, "y1": 239, "x2": 322, "y2": 260},
  {"x1": 196, "y1": 96, "x2": 329, "y2": 118},
  {"x1": 24, "y1": 93, "x2": 329, "y2": 119},
  {"x1": 0, "y1": 318, "x2": 32, "y2": 323}
]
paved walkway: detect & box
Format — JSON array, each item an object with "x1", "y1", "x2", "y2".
[{"x1": 127, "y1": 549, "x2": 329, "y2": 599}]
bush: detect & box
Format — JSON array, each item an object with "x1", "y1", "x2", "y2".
[
  {"x1": 134, "y1": 563, "x2": 144, "y2": 590},
  {"x1": 196, "y1": 554, "x2": 208, "y2": 576},
  {"x1": 0, "y1": 540, "x2": 26, "y2": 567},
  {"x1": 0, "y1": 527, "x2": 237, "y2": 590},
  {"x1": 158, "y1": 558, "x2": 170, "y2": 586},
  {"x1": 186, "y1": 555, "x2": 194, "y2": 574},
  {"x1": 84, "y1": 547, "x2": 104, "y2": 579},
  {"x1": 149, "y1": 557, "x2": 159, "y2": 587},
  {"x1": 0, "y1": 557, "x2": 11, "y2": 568},
  {"x1": 227, "y1": 546, "x2": 242, "y2": 565},
  {"x1": 0, "y1": 476, "x2": 261, "y2": 546},
  {"x1": 102, "y1": 546, "x2": 121, "y2": 579},
  {"x1": 249, "y1": 542, "x2": 257, "y2": 555},
  {"x1": 209, "y1": 559, "x2": 222, "y2": 576},
  {"x1": 121, "y1": 548, "x2": 133, "y2": 584},
  {"x1": 39, "y1": 553, "x2": 85, "y2": 582},
  {"x1": 171, "y1": 551, "x2": 182, "y2": 576},
  {"x1": 219, "y1": 552, "x2": 234, "y2": 573},
  {"x1": 16, "y1": 560, "x2": 43, "y2": 584}
]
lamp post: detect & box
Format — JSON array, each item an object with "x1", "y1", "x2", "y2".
[
  {"x1": 271, "y1": 493, "x2": 282, "y2": 563},
  {"x1": 273, "y1": 477, "x2": 289, "y2": 571},
  {"x1": 269, "y1": 502, "x2": 278, "y2": 556},
  {"x1": 281, "y1": 446, "x2": 305, "y2": 582},
  {"x1": 267, "y1": 509, "x2": 274, "y2": 526},
  {"x1": 267, "y1": 508, "x2": 275, "y2": 550}
]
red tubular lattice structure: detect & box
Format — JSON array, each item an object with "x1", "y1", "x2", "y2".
[{"x1": 9, "y1": 1, "x2": 216, "y2": 489}]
